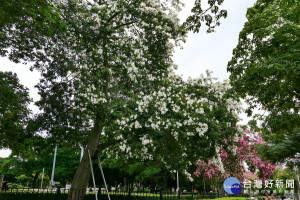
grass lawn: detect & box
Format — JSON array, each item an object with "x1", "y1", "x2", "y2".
[{"x1": 212, "y1": 198, "x2": 249, "y2": 200}]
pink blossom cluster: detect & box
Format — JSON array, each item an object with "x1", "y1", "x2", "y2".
[
  {"x1": 194, "y1": 129, "x2": 276, "y2": 183},
  {"x1": 193, "y1": 160, "x2": 227, "y2": 180}
]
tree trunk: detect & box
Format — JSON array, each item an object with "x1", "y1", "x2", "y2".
[
  {"x1": 0, "y1": 175, "x2": 3, "y2": 191},
  {"x1": 67, "y1": 117, "x2": 104, "y2": 200},
  {"x1": 124, "y1": 176, "x2": 128, "y2": 192},
  {"x1": 203, "y1": 180, "x2": 206, "y2": 195},
  {"x1": 128, "y1": 182, "x2": 133, "y2": 197},
  {"x1": 150, "y1": 179, "x2": 156, "y2": 193},
  {"x1": 294, "y1": 176, "x2": 299, "y2": 200},
  {"x1": 68, "y1": 30, "x2": 110, "y2": 200},
  {"x1": 218, "y1": 186, "x2": 225, "y2": 198},
  {"x1": 162, "y1": 174, "x2": 167, "y2": 192}
]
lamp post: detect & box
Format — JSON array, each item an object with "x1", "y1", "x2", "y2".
[
  {"x1": 41, "y1": 168, "x2": 44, "y2": 188},
  {"x1": 177, "y1": 171, "x2": 179, "y2": 194},
  {"x1": 50, "y1": 146, "x2": 57, "y2": 188}
]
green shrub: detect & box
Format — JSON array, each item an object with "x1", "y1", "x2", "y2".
[
  {"x1": 0, "y1": 193, "x2": 157, "y2": 200},
  {"x1": 0, "y1": 192, "x2": 246, "y2": 200},
  {"x1": 0, "y1": 193, "x2": 67, "y2": 200}
]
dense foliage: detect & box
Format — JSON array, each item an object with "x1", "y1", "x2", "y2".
[
  {"x1": 228, "y1": 0, "x2": 300, "y2": 145},
  {"x1": 2, "y1": 0, "x2": 297, "y2": 198},
  {"x1": 0, "y1": 148, "x2": 80, "y2": 187},
  {"x1": 227, "y1": 1, "x2": 299, "y2": 198},
  {"x1": 102, "y1": 71, "x2": 242, "y2": 189},
  {"x1": 0, "y1": 0, "x2": 65, "y2": 63},
  {"x1": 0, "y1": 72, "x2": 31, "y2": 152}
]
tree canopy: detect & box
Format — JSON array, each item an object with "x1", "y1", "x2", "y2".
[
  {"x1": 227, "y1": 0, "x2": 300, "y2": 161},
  {"x1": 0, "y1": 0, "x2": 66, "y2": 63},
  {"x1": 0, "y1": 71, "x2": 31, "y2": 152},
  {"x1": 1, "y1": 0, "x2": 286, "y2": 198},
  {"x1": 100, "y1": 71, "x2": 242, "y2": 189},
  {"x1": 25, "y1": 1, "x2": 188, "y2": 197},
  {"x1": 0, "y1": 147, "x2": 80, "y2": 188}
]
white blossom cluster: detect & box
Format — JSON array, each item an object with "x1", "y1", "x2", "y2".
[
  {"x1": 109, "y1": 70, "x2": 242, "y2": 169},
  {"x1": 116, "y1": 71, "x2": 242, "y2": 138},
  {"x1": 119, "y1": 140, "x2": 132, "y2": 155},
  {"x1": 212, "y1": 146, "x2": 226, "y2": 173},
  {"x1": 127, "y1": 62, "x2": 139, "y2": 83},
  {"x1": 140, "y1": 135, "x2": 153, "y2": 146},
  {"x1": 72, "y1": 0, "x2": 183, "y2": 98},
  {"x1": 183, "y1": 170, "x2": 194, "y2": 182}
]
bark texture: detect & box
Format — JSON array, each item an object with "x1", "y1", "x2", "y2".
[
  {"x1": 67, "y1": 118, "x2": 103, "y2": 200},
  {"x1": 0, "y1": 175, "x2": 3, "y2": 191},
  {"x1": 294, "y1": 176, "x2": 299, "y2": 200}
]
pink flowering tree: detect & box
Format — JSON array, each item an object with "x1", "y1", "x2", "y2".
[{"x1": 194, "y1": 128, "x2": 276, "y2": 188}]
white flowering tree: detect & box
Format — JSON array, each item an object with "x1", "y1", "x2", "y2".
[
  {"x1": 0, "y1": 0, "x2": 236, "y2": 198},
  {"x1": 101, "y1": 71, "x2": 242, "y2": 190},
  {"x1": 32, "y1": 1, "x2": 184, "y2": 199}
]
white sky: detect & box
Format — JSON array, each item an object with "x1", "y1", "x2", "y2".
[{"x1": 0, "y1": 0, "x2": 256, "y2": 158}]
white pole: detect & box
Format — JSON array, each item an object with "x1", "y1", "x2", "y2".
[
  {"x1": 177, "y1": 171, "x2": 179, "y2": 193},
  {"x1": 41, "y1": 168, "x2": 44, "y2": 188},
  {"x1": 80, "y1": 146, "x2": 84, "y2": 161},
  {"x1": 50, "y1": 146, "x2": 57, "y2": 187},
  {"x1": 88, "y1": 149, "x2": 98, "y2": 200},
  {"x1": 98, "y1": 157, "x2": 111, "y2": 200}
]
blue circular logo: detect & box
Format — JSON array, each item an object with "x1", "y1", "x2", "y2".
[{"x1": 223, "y1": 177, "x2": 242, "y2": 194}]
